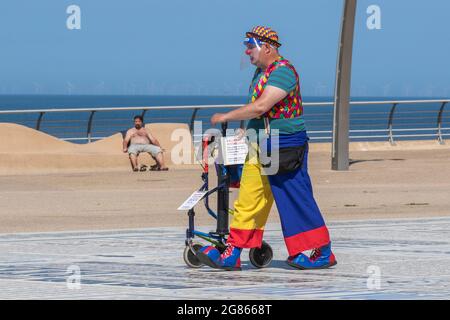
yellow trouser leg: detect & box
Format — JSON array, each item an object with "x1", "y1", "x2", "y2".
[{"x1": 228, "y1": 160, "x2": 274, "y2": 248}]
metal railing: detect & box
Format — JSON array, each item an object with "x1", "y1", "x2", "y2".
[{"x1": 0, "y1": 99, "x2": 449, "y2": 144}]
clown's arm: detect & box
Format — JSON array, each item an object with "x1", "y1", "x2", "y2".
[{"x1": 211, "y1": 86, "x2": 287, "y2": 125}]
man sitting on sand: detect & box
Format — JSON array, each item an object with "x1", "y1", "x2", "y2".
[{"x1": 123, "y1": 115, "x2": 168, "y2": 172}]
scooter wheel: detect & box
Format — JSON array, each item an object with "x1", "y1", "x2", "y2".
[
  {"x1": 183, "y1": 243, "x2": 204, "y2": 268},
  {"x1": 249, "y1": 241, "x2": 273, "y2": 268}
]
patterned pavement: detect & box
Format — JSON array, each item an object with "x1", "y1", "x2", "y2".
[{"x1": 0, "y1": 217, "x2": 449, "y2": 299}]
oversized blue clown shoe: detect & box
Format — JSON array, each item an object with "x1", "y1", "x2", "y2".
[
  {"x1": 287, "y1": 242, "x2": 337, "y2": 270},
  {"x1": 196, "y1": 244, "x2": 242, "y2": 271},
  {"x1": 197, "y1": 246, "x2": 221, "y2": 268}
]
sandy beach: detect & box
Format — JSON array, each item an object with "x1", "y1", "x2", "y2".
[{"x1": 0, "y1": 124, "x2": 449, "y2": 233}]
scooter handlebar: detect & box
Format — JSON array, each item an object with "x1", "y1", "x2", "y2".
[{"x1": 221, "y1": 122, "x2": 228, "y2": 136}]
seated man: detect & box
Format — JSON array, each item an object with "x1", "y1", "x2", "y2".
[{"x1": 123, "y1": 115, "x2": 168, "y2": 172}]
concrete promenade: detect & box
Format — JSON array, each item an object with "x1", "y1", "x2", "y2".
[
  {"x1": 0, "y1": 217, "x2": 449, "y2": 299},
  {"x1": 0, "y1": 140, "x2": 449, "y2": 299}
]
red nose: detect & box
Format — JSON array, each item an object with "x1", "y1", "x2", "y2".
[{"x1": 245, "y1": 49, "x2": 252, "y2": 56}]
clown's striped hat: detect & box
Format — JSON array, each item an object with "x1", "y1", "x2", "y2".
[{"x1": 246, "y1": 26, "x2": 281, "y2": 48}]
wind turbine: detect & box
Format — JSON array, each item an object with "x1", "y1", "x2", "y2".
[
  {"x1": 66, "y1": 81, "x2": 75, "y2": 95},
  {"x1": 357, "y1": 84, "x2": 367, "y2": 97},
  {"x1": 314, "y1": 82, "x2": 327, "y2": 97},
  {"x1": 129, "y1": 82, "x2": 137, "y2": 95},
  {"x1": 95, "y1": 81, "x2": 105, "y2": 95},
  {"x1": 33, "y1": 82, "x2": 42, "y2": 94},
  {"x1": 402, "y1": 84, "x2": 412, "y2": 97},
  {"x1": 382, "y1": 83, "x2": 391, "y2": 97},
  {"x1": 425, "y1": 83, "x2": 435, "y2": 97}
]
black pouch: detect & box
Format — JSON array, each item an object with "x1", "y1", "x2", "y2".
[{"x1": 261, "y1": 143, "x2": 307, "y2": 175}]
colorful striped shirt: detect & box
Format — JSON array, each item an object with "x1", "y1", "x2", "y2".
[{"x1": 246, "y1": 65, "x2": 306, "y2": 135}]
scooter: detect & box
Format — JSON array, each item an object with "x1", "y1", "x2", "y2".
[{"x1": 182, "y1": 122, "x2": 273, "y2": 269}]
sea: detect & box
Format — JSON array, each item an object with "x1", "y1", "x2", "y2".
[{"x1": 0, "y1": 95, "x2": 448, "y2": 143}]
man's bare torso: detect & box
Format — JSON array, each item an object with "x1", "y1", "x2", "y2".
[{"x1": 128, "y1": 127, "x2": 151, "y2": 145}]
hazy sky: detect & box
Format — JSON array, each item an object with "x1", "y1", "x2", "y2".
[{"x1": 0, "y1": 0, "x2": 449, "y2": 97}]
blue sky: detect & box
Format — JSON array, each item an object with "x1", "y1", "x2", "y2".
[{"x1": 0, "y1": 0, "x2": 449, "y2": 97}]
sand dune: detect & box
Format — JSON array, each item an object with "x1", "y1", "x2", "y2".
[
  {"x1": 0, "y1": 123, "x2": 80, "y2": 153},
  {"x1": 0, "y1": 122, "x2": 194, "y2": 175}
]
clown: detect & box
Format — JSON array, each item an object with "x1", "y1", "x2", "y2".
[{"x1": 197, "y1": 26, "x2": 337, "y2": 271}]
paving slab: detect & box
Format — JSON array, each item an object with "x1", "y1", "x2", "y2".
[{"x1": 0, "y1": 217, "x2": 449, "y2": 299}]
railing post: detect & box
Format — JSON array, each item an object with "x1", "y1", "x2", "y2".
[
  {"x1": 36, "y1": 112, "x2": 45, "y2": 131},
  {"x1": 388, "y1": 103, "x2": 398, "y2": 145},
  {"x1": 437, "y1": 102, "x2": 447, "y2": 145},
  {"x1": 141, "y1": 109, "x2": 148, "y2": 123},
  {"x1": 189, "y1": 108, "x2": 199, "y2": 134},
  {"x1": 87, "y1": 111, "x2": 96, "y2": 143}
]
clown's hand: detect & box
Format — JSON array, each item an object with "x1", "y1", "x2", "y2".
[{"x1": 211, "y1": 113, "x2": 227, "y2": 126}]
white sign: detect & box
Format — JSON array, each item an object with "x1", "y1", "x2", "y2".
[
  {"x1": 221, "y1": 135, "x2": 248, "y2": 165},
  {"x1": 177, "y1": 191, "x2": 207, "y2": 210}
]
